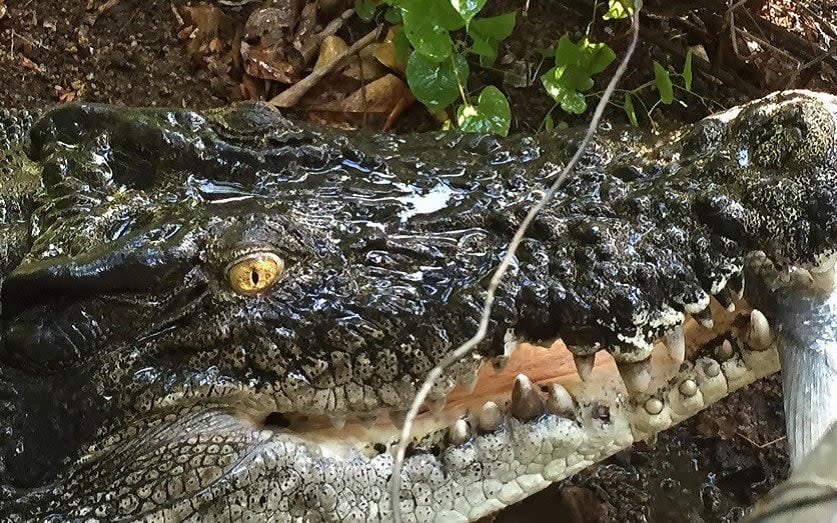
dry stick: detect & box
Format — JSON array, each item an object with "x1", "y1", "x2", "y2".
[
  {"x1": 300, "y1": 8, "x2": 356, "y2": 63},
  {"x1": 387, "y1": 9, "x2": 643, "y2": 523},
  {"x1": 269, "y1": 25, "x2": 381, "y2": 108}
]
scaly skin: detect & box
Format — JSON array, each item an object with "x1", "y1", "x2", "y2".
[{"x1": 0, "y1": 91, "x2": 836, "y2": 521}]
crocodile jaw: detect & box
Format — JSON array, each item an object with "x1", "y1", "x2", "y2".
[{"x1": 44, "y1": 299, "x2": 778, "y2": 523}]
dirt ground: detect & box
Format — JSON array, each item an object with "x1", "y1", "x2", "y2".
[{"x1": 2, "y1": 0, "x2": 835, "y2": 521}]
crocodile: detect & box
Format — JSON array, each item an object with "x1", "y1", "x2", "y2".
[{"x1": 0, "y1": 90, "x2": 836, "y2": 522}]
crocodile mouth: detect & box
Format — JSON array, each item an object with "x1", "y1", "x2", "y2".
[{"x1": 249, "y1": 292, "x2": 779, "y2": 462}]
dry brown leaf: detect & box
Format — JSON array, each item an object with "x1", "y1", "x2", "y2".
[
  {"x1": 306, "y1": 73, "x2": 414, "y2": 130},
  {"x1": 20, "y1": 55, "x2": 45, "y2": 73},
  {"x1": 240, "y1": 1, "x2": 308, "y2": 84},
  {"x1": 374, "y1": 27, "x2": 405, "y2": 72},
  {"x1": 342, "y1": 55, "x2": 388, "y2": 82},
  {"x1": 181, "y1": 4, "x2": 237, "y2": 56},
  {"x1": 314, "y1": 35, "x2": 349, "y2": 71}
]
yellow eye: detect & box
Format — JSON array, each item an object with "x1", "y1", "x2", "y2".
[{"x1": 226, "y1": 252, "x2": 284, "y2": 294}]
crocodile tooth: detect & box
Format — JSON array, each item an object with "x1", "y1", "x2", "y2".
[
  {"x1": 510, "y1": 374, "x2": 544, "y2": 421},
  {"x1": 389, "y1": 410, "x2": 407, "y2": 430},
  {"x1": 728, "y1": 271, "x2": 745, "y2": 299},
  {"x1": 458, "y1": 370, "x2": 479, "y2": 394},
  {"x1": 546, "y1": 383, "x2": 574, "y2": 417},
  {"x1": 330, "y1": 415, "x2": 346, "y2": 429},
  {"x1": 746, "y1": 309, "x2": 772, "y2": 351},
  {"x1": 663, "y1": 325, "x2": 685, "y2": 364},
  {"x1": 573, "y1": 354, "x2": 595, "y2": 381},
  {"x1": 616, "y1": 358, "x2": 652, "y2": 393},
  {"x1": 692, "y1": 306, "x2": 714, "y2": 329},
  {"x1": 678, "y1": 379, "x2": 698, "y2": 398},
  {"x1": 703, "y1": 359, "x2": 722, "y2": 378},
  {"x1": 358, "y1": 413, "x2": 377, "y2": 429},
  {"x1": 448, "y1": 419, "x2": 470, "y2": 445},
  {"x1": 644, "y1": 397, "x2": 664, "y2": 415},
  {"x1": 714, "y1": 286, "x2": 736, "y2": 311},
  {"x1": 715, "y1": 339, "x2": 735, "y2": 362},
  {"x1": 789, "y1": 266, "x2": 814, "y2": 286},
  {"x1": 477, "y1": 401, "x2": 503, "y2": 432}
]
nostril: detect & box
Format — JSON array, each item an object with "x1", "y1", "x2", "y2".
[{"x1": 262, "y1": 412, "x2": 290, "y2": 429}]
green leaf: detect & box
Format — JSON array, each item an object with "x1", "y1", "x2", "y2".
[
  {"x1": 585, "y1": 40, "x2": 616, "y2": 74},
  {"x1": 541, "y1": 35, "x2": 614, "y2": 115},
  {"x1": 603, "y1": 0, "x2": 632, "y2": 19},
  {"x1": 469, "y1": 12, "x2": 516, "y2": 40},
  {"x1": 682, "y1": 49, "x2": 693, "y2": 92},
  {"x1": 623, "y1": 92, "x2": 638, "y2": 126},
  {"x1": 653, "y1": 61, "x2": 674, "y2": 104},
  {"x1": 456, "y1": 85, "x2": 511, "y2": 135},
  {"x1": 355, "y1": 0, "x2": 378, "y2": 21},
  {"x1": 560, "y1": 91, "x2": 587, "y2": 114},
  {"x1": 406, "y1": 52, "x2": 469, "y2": 110},
  {"x1": 450, "y1": 0, "x2": 488, "y2": 25},
  {"x1": 385, "y1": 6, "x2": 402, "y2": 24},
  {"x1": 434, "y1": 0, "x2": 466, "y2": 30},
  {"x1": 544, "y1": 113, "x2": 555, "y2": 131},
  {"x1": 402, "y1": 9, "x2": 453, "y2": 61},
  {"x1": 467, "y1": 13, "x2": 516, "y2": 66},
  {"x1": 392, "y1": 26, "x2": 411, "y2": 64}
]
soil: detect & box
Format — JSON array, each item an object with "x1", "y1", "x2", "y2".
[{"x1": 1, "y1": 0, "x2": 834, "y2": 521}]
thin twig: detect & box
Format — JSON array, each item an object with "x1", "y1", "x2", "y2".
[
  {"x1": 269, "y1": 25, "x2": 381, "y2": 108},
  {"x1": 738, "y1": 431, "x2": 787, "y2": 449},
  {"x1": 387, "y1": 7, "x2": 643, "y2": 522},
  {"x1": 98, "y1": 0, "x2": 120, "y2": 15}
]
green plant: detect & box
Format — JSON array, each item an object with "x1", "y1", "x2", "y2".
[
  {"x1": 354, "y1": 0, "x2": 516, "y2": 135},
  {"x1": 540, "y1": 0, "x2": 702, "y2": 128}
]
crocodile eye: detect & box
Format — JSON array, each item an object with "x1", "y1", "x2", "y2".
[{"x1": 226, "y1": 252, "x2": 284, "y2": 294}]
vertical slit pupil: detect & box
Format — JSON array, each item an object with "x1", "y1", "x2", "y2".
[{"x1": 251, "y1": 269, "x2": 260, "y2": 285}]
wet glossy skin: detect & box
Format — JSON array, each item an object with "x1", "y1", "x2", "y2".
[{"x1": 0, "y1": 92, "x2": 836, "y2": 520}]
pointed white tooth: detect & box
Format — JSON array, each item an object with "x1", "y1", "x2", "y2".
[
  {"x1": 477, "y1": 401, "x2": 503, "y2": 432},
  {"x1": 389, "y1": 410, "x2": 407, "y2": 430},
  {"x1": 693, "y1": 306, "x2": 714, "y2": 329},
  {"x1": 678, "y1": 379, "x2": 698, "y2": 397},
  {"x1": 458, "y1": 370, "x2": 479, "y2": 394},
  {"x1": 425, "y1": 397, "x2": 446, "y2": 414},
  {"x1": 573, "y1": 354, "x2": 595, "y2": 381},
  {"x1": 546, "y1": 383, "x2": 574, "y2": 417},
  {"x1": 510, "y1": 374, "x2": 544, "y2": 421},
  {"x1": 358, "y1": 413, "x2": 377, "y2": 429},
  {"x1": 747, "y1": 309, "x2": 772, "y2": 351},
  {"x1": 664, "y1": 325, "x2": 685, "y2": 364},
  {"x1": 448, "y1": 419, "x2": 470, "y2": 445},
  {"x1": 616, "y1": 358, "x2": 651, "y2": 393},
  {"x1": 703, "y1": 359, "x2": 721, "y2": 378},
  {"x1": 644, "y1": 397, "x2": 664, "y2": 415},
  {"x1": 715, "y1": 339, "x2": 734, "y2": 361},
  {"x1": 330, "y1": 415, "x2": 346, "y2": 429}
]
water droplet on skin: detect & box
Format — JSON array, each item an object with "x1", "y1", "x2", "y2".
[{"x1": 736, "y1": 147, "x2": 749, "y2": 167}]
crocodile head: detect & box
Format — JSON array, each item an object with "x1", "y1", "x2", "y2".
[{"x1": 1, "y1": 90, "x2": 836, "y2": 521}]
